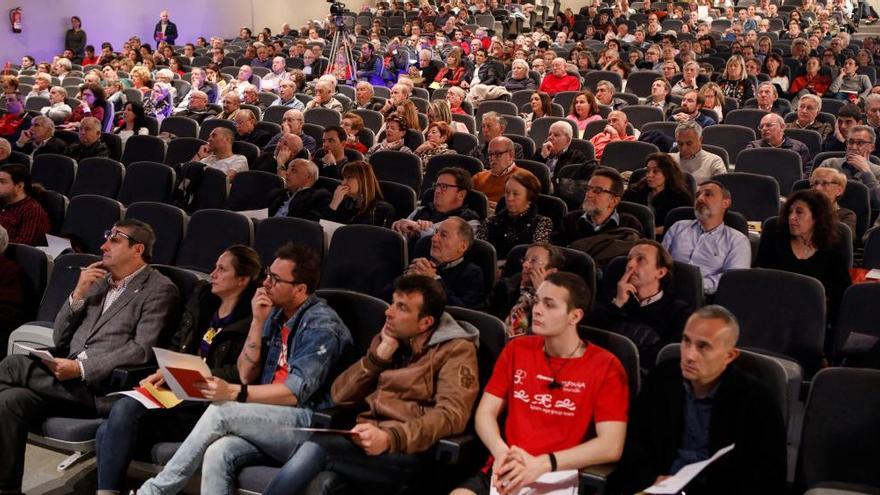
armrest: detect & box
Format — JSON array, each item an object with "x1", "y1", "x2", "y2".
[
  {"x1": 110, "y1": 364, "x2": 157, "y2": 390},
  {"x1": 310, "y1": 405, "x2": 364, "y2": 429},
  {"x1": 435, "y1": 432, "x2": 481, "y2": 464},
  {"x1": 579, "y1": 462, "x2": 616, "y2": 494}
]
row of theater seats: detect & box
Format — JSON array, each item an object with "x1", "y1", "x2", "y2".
[{"x1": 6, "y1": 235, "x2": 879, "y2": 492}]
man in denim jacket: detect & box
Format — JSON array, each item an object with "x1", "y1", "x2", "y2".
[{"x1": 136, "y1": 244, "x2": 352, "y2": 495}]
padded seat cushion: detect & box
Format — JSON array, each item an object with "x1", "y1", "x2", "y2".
[
  {"x1": 39, "y1": 417, "x2": 103, "y2": 442},
  {"x1": 237, "y1": 465, "x2": 282, "y2": 493},
  {"x1": 151, "y1": 441, "x2": 182, "y2": 465}
]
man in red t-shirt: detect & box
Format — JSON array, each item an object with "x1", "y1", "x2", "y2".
[{"x1": 453, "y1": 272, "x2": 629, "y2": 495}]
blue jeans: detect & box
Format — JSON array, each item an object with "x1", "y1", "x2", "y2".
[
  {"x1": 136, "y1": 401, "x2": 312, "y2": 495},
  {"x1": 95, "y1": 397, "x2": 204, "y2": 491},
  {"x1": 262, "y1": 434, "x2": 428, "y2": 495}
]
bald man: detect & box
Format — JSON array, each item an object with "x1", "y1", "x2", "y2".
[
  {"x1": 537, "y1": 57, "x2": 580, "y2": 95},
  {"x1": 589, "y1": 110, "x2": 636, "y2": 160},
  {"x1": 608, "y1": 306, "x2": 786, "y2": 495},
  {"x1": 268, "y1": 157, "x2": 330, "y2": 221}
]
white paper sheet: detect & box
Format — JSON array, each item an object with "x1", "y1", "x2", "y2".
[
  {"x1": 239, "y1": 208, "x2": 269, "y2": 220},
  {"x1": 153, "y1": 348, "x2": 213, "y2": 401},
  {"x1": 644, "y1": 444, "x2": 735, "y2": 494},
  {"x1": 489, "y1": 470, "x2": 579, "y2": 495},
  {"x1": 866, "y1": 268, "x2": 880, "y2": 280},
  {"x1": 15, "y1": 344, "x2": 56, "y2": 363},
  {"x1": 36, "y1": 234, "x2": 72, "y2": 260},
  {"x1": 318, "y1": 219, "x2": 346, "y2": 251}
]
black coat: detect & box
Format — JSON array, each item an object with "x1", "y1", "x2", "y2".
[
  {"x1": 169, "y1": 282, "x2": 254, "y2": 383},
  {"x1": 437, "y1": 259, "x2": 485, "y2": 309},
  {"x1": 67, "y1": 141, "x2": 109, "y2": 161},
  {"x1": 267, "y1": 187, "x2": 331, "y2": 222},
  {"x1": 476, "y1": 58, "x2": 506, "y2": 86},
  {"x1": 556, "y1": 210, "x2": 643, "y2": 246},
  {"x1": 154, "y1": 21, "x2": 179, "y2": 45},
  {"x1": 13, "y1": 137, "x2": 68, "y2": 157},
  {"x1": 607, "y1": 360, "x2": 787, "y2": 495},
  {"x1": 545, "y1": 147, "x2": 589, "y2": 181},
  {"x1": 321, "y1": 196, "x2": 395, "y2": 228}
]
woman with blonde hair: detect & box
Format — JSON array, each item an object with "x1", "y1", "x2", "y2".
[
  {"x1": 427, "y1": 99, "x2": 468, "y2": 133},
  {"x1": 699, "y1": 82, "x2": 727, "y2": 122},
  {"x1": 716, "y1": 55, "x2": 755, "y2": 106},
  {"x1": 396, "y1": 99, "x2": 422, "y2": 131},
  {"x1": 130, "y1": 66, "x2": 153, "y2": 96},
  {"x1": 322, "y1": 161, "x2": 395, "y2": 227}
]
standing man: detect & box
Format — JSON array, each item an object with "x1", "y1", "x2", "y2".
[
  {"x1": 0, "y1": 220, "x2": 180, "y2": 494},
  {"x1": 154, "y1": 11, "x2": 179, "y2": 46}
]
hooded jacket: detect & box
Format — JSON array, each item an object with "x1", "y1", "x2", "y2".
[{"x1": 331, "y1": 312, "x2": 480, "y2": 454}]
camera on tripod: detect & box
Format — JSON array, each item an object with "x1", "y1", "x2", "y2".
[{"x1": 327, "y1": 0, "x2": 346, "y2": 16}]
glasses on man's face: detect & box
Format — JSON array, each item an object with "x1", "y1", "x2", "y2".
[
  {"x1": 585, "y1": 185, "x2": 616, "y2": 196},
  {"x1": 848, "y1": 139, "x2": 873, "y2": 147},
  {"x1": 104, "y1": 229, "x2": 140, "y2": 244},
  {"x1": 433, "y1": 182, "x2": 460, "y2": 192},
  {"x1": 265, "y1": 271, "x2": 298, "y2": 287}
]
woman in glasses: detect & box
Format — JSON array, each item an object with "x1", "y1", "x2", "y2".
[
  {"x1": 321, "y1": 161, "x2": 395, "y2": 228},
  {"x1": 94, "y1": 246, "x2": 262, "y2": 495}
]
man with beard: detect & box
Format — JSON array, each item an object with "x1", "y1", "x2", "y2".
[{"x1": 661, "y1": 181, "x2": 750, "y2": 295}]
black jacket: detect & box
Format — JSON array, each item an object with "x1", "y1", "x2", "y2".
[
  {"x1": 476, "y1": 58, "x2": 506, "y2": 86},
  {"x1": 544, "y1": 147, "x2": 589, "y2": 181},
  {"x1": 237, "y1": 128, "x2": 273, "y2": 149},
  {"x1": 153, "y1": 21, "x2": 179, "y2": 45},
  {"x1": 608, "y1": 360, "x2": 787, "y2": 495},
  {"x1": 13, "y1": 137, "x2": 68, "y2": 156},
  {"x1": 169, "y1": 282, "x2": 254, "y2": 383},
  {"x1": 437, "y1": 259, "x2": 485, "y2": 309},
  {"x1": 67, "y1": 140, "x2": 110, "y2": 161},
  {"x1": 321, "y1": 196, "x2": 396, "y2": 228},
  {"x1": 556, "y1": 210, "x2": 643, "y2": 246},
  {"x1": 267, "y1": 186, "x2": 331, "y2": 222}
]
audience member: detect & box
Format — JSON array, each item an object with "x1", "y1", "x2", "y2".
[
  {"x1": 469, "y1": 113, "x2": 525, "y2": 167},
  {"x1": 215, "y1": 92, "x2": 242, "y2": 121},
  {"x1": 669, "y1": 121, "x2": 726, "y2": 183},
  {"x1": 393, "y1": 167, "x2": 480, "y2": 238},
  {"x1": 816, "y1": 125, "x2": 880, "y2": 207},
  {"x1": 473, "y1": 136, "x2": 522, "y2": 206},
  {"x1": 810, "y1": 167, "x2": 857, "y2": 236},
  {"x1": 234, "y1": 109, "x2": 272, "y2": 148},
  {"x1": 414, "y1": 121, "x2": 455, "y2": 164},
  {"x1": 192, "y1": 127, "x2": 249, "y2": 179},
  {"x1": 662, "y1": 180, "x2": 751, "y2": 294},
  {"x1": 452, "y1": 272, "x2": 627, "y2": 495},
  {"x1": 608, "y1": 306, "x2": 787, "y2": 495},
  {"x1": 95, "y1": 246, "x2": 260, "y2": 493},
  {"x1": 305, "y1": 80, "x2": 344, "y2": 112},
  {"x1": 0, "y1": 93, "x2": 26, "y2": 140},
  {"x1": 13, "y1": 115, "x2": 67, "y2": 156},
  {"x1": 66, "y1": 116, "x2": 110, "y2": 160},
  {"x1": 136, "y1": 244, "x2": 352, "y2": 495},
  {"x1": 589, "y1": 240, "x2": 693, "y2": 369},
  {"x1": 746, "y1": 113, "x2": 813, "y2": 175},
  {"x1": 490, "y1": 242, "x2": 564, "y2": 338},
  {"x1": 623, "y1": 153, "x2": 694, "y2": 236},
  {"x1": 173, "y1": 90, "x2": 218, "y2": 123},
  {"x1": 406, "y1": 217, "x2": 485, "y2": 308},
  {"x1": 0, "y1": 224, "x2": 23, "y2": 354},
  {"x1": 589, "y1": 110, "x2": 636, "y2": 161},
  {"x1": 40, "y1": 86, "x2": 72, "y2": 124},
  {"x1": 314, "y1": 125, "x2": 349, "y2": 179},
  {"x1": 668, "y1": 90, "x2": 716, "y2": 127},
  {"x1": 367, "y1": 115, "x2": 413, "y2": 155},
  {"x1": 745, "y1": 82, "x2": 788, "y2": 116},
  {"x1": 321, "y1": 161, "x2": 395, "y2": 227},
  {"x1": 477, "y1": 169, "x2": 553, "y2": 259},
  {"x1": 538, "y1": 57, "x2": 580, "y2": 95},
  {"x1": 268, "y1": 158, "x2": 329, "y2": 221},
  {"x1": 0, "y1": 219, "x2": 180, "y2": 494},
  {"x1": 0, "y1": 163, "x2": 51, "y2": 245},
  {"x1": 786, "y1": 94, "x2": 833, "y2": 139},
  {"x1": 540, "y1": 121, "x2": 589, "y2": 180},
  {"x1": 557, "y1": 167, "x2": 643, "y2": 245},
  {"x1": 263, "y1": 274, "x2": 478, "y2": 495}
]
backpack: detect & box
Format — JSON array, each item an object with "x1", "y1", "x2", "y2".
[{"x1": 568, "y1": 227, "x2": 642, "y2": 268}]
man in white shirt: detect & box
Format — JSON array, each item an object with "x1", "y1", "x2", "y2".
[
  {"x1": 191, "y1": 127, "x2": 249, "y2": 179},
  {"x1": 668, "y1": 121, "x2": 727, "y2": 183}
]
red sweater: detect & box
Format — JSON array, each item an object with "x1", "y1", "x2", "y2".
[{"x1": 539, "y1": 73, "x2": 581, "y2": 95}]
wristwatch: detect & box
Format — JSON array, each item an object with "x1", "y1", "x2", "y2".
[{"x1": 236, "y1": 383, "x2": 248, "y2": 403}]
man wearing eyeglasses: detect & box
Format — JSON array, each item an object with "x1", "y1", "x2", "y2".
[
  {"x1": 137, "y1": 244, "x2": 353, "y2": 494},
  {"x1": 0, "y1": 219, "x2": 180, "y2": 494},
  {"x1": 392, "y1": 167, "x2": 480, "y2": 239},
  {"x1": 473, "y1": 136, "x2": 521, "y2": 206},
  {"x1": 816, "y1": 125, "x2": 880, "y2": 208},
  {"x1": 557, "y1": 167, "x2": 643, "y2": 246},
  {"x1": 745, "y1": 113, "x2": 813, "y2": 176},
  {"x1": 172, "y1": 90, "x2": 219, "y2": 124}
]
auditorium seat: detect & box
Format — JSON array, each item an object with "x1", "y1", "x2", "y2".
[
  {"x1": 69, "y1": 157, "x2": 125, "y2": 199},
  {"x1": 715, "y1": 173, "x2": 780, "y2": 222},
  {"x1": 617, "y1": 201, "x2": 656, "y2": 239},
  {"x1": 320, "y1": 225, "x2": 407, "y2": 299},
  {"x1": 176, "y1": 209, "x2": 254, "y2": 273},
  {"x1": 121, "y1": 135, "x2": 167, "y2": 166},
  {"x1": 620, "y1": 105, "x2": 666, "y2": 129},
  {"x1": 253, "y1": 216, "x2": 324, "y2": 267},
  {"x1": 304, "y1": 107, "x2": 342, "y2": 127},
  {"x1": 197, "y1": 118, "x2": 236, "y2": 141},
  {"x1": 61, "y1": 195, "x2": 124, "y2": 255},
  {"x1": 504, "y1": 244, "x2": 597, "y2": 307},
  {"x1": 514, "y1": 159, "x2": 552, "y2": 194},
  {"x1": 224, "y1": 170, "x2": 284, "y2": 211},
  {"x1": 118, "y1": 162, "x2": 176, "y2": 205},
  {"x1": 833, "y1": 283, "x2": 880, "y2": 362},
  {"x1": 124, "y1": 202, "x2": 188, "y2": 266},
  {"x1": 735, "y1": 148, "x2": 803, "y2": 194},
  {"x1": 31, "y1": 153, "x2": 77, "y2": 196},
  {"x1": 159, "y1": 116, "x2": 199, "y2": 139},
  {"x1": 379, "y1": 180, "x2": 417, "y2": 221},
  {"x1": 624, "y1": 71, "x2": 663, "y2": 98},
  {"x1": 702, "y1": 124, "x2": 756, "y2": 166},
  {"x1": 3, "y1": 244, "x2": 51, "y2": 328},
  {"x1": 262, "y1": 105, "x2": 290, "y2": 125},
  {"x1": 369, "y1": 150, "x2": 422, "y2": 193},
  {"x1": 600, "y1": 141, "x2": 660, "y2": 173}
]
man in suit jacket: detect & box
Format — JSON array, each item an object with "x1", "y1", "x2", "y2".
[
  {"x1": 269, "y1": 158, "x2": 330, "y2": 221},
  {"x1": 0, "y1": 219, "x2": 179, "y2": 493},
  {"x1": 540, "y1": 121, "x2": 589, "y2": 181},
  {"x1": 12, "y1": 115, "x2": 68, "y2": 157},
  {"x1": 607, "y1": 306, "x2": 787, "y2": 495},
  {"x1": 154, "y1": 11, "x2": 179, "y2": 45}
]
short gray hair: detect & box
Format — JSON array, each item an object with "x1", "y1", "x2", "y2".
[
  {"x1": 799, "y1": 93, "x2": 822, "y2": 108},
  {"x1": 0, "y1": 224, "x2": 7, "y2": 254},
  {"x1": 850, "y1": 125, "x2": 877, "y2": 143},
  {"x1": 482, "y1": 111, "x2": 507, "y2": 129},
  {"x1": 511, "y1": 58, "x2": 529, "y2": 71},
  {"x1": 865, "y1": 93, "x2": 880, "y2": 107},
  {"x1": 691, "y1": 304, "x2": 740, "y2": 345},
  {"x1": 757, "y1": 81, "x2": 778, "y2": 97},
  {"x1": 550, "y1": 120, "x2": 572, "y2": 139},
  {"x1": 32, "y1": 115, "x2": 55, "y2": 135},
  {"x1": 0, "y1": 138, "x2": 11, "y2": 156},
  {"x1": 597, "y1": 80, "x2": 615, "y2": 92},
  {"x1": 675, "y1": 120, "x2": 703, "y2": 138},
  {"x1": 80, "y1": 116, "x2": 101, "y2": 132},
  {"x1": 446, "y1": 216, "x2": 474, "y2": 249}
]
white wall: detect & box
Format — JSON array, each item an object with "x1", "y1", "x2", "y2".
[{"x1": 0, "y1": 0, "x2": 340, "y2": 64}]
